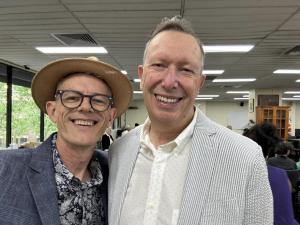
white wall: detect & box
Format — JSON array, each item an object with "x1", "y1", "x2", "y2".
[
  {"x1": 125, "y1": 100, "x2": 148, "y2": 128},
  {"x1": 205, "y1": 101, "x2": 249, "y2": 133},
  {"x1": 295, "y1": 102, "x2": 300, "y2": 128},
  {"x1": 125, "y1": 100, "x2": 249, "y2": 132},
  {"x1": 124, "y1": 100, "x2": 300, "y2": 131},
  {"x1": 281, "y1": 101, "x2": 300, "y2": 134}
]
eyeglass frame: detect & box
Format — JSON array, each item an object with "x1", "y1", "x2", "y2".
[{"x1": 55, "y1": 89, "x2": 113, "y2": 112}]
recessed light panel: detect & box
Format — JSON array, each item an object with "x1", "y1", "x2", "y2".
[
  {"x1": 226, "y1": 91, "x2": 250, "y2": 94},
  {"x1": 195, "y1": 97, "x2": 213, "y2": 100},
  {"x1": 203, "y1": 70, "x2": 224, "y2": 75},
  {"x1": 273, "y1": 69, "x2": 300, "y2": 74},
  {"x1": 36, "y1": 46, "x2": 108, "y2": 54},
  {"x1": 197, "y1": 95, "x2": 219, "y2": 97},
  {"x1": 284, "y1": 91, "x2": 300, "y2": 94},
  {"x1": 234, "y1": 97, "x2": 249, "y2": 100},
  {"x1": 203, "y1": 45, "x2": 254, "y2": 53},
  {"x1": 282, "y1": 98, "x2": 300, "y2": 101},
  {"x1": 213, "y1": 78, "x2": 256, "y2": 82}
]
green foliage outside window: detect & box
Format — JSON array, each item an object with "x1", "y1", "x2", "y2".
[
  {"x1": 11, "y1": 85, "x2": 40, "y2": 141},
  {"x1": 0, "y1": 83, "x2": 7, "y2": 147},
  {"x1": 0, "y1": 82, "x2": 56, "y2": 147}
]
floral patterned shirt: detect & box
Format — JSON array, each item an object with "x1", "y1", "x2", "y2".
[{"x1": 51, "y1": 135, "x2": 105, "y2": 225}]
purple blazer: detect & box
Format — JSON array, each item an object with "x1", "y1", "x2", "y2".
[{"x1": 268, "y1": 165, "x2": 299, "y2": 225}]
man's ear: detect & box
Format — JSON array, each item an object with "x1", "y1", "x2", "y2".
[
  {"x1": 46, "y1": 101, "x2": 58, "y2": 123},
  {"x1": 198, "y1": 74, "x2": 206, "y2": 90},
  {"x1": 108, "y1": 107, "x2": 117, "y2": 127},
  {"x1": 138, "y1": 65, "x2": 144, "y2": 91}
]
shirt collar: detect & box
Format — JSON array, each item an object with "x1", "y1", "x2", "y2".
[{"x1": 140, "y1": 107, "x2": 199, "y2": 155}]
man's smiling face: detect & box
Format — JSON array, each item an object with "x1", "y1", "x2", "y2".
[
  {"x1": 46, "y1": 73, "x2": 116, "y2": 149},
  {"x1": 138, "y1": 30, "x2": 205, "y2": 128}
]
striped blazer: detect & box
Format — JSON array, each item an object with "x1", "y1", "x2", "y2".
[{"x1": 108, "y1": 110, "x2": 273, "y2": 225}]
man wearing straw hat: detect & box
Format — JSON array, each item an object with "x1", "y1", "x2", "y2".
[{"x1": 0, "y1": 57, "x2": 132, "y2": 225}]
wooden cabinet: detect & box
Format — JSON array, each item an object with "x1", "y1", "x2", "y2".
[{"x1": 256, "y1": 106, "x2": 290, "y2": 140}]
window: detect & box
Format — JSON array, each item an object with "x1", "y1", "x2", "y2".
[
  {"x1": 0, "y1": 82, "x2": 6, "y2": 148},
  {"x1": 11, "y1": 85, "x2": 40, "y2": 147}
]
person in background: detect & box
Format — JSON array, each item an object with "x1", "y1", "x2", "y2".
[
  {"x1": 0, "y1": 56, "x2": 132, "y2": 225},
  {"x1": 101, "y1": 127, "x2": 114, "y2": 150},
  {"x1": 116, "y1": 129, "x2": 123, "y2": 139},
  {"x1": 245, "y1": 122, "x2": 299, "y2": 225},
  {"x1": 108, "y1": 15, "x2": 273, "y2": 225},
  {"x1": 268, "y1": 141, "x2": 297, "y2": 170}
]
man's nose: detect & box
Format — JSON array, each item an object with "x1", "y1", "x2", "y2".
[
  {"x1": 78, "y1": 96, "x2": 93, "y2": 112},
  {"x1": 161, "y1": 66, "x2": 178, "y2": 89}
]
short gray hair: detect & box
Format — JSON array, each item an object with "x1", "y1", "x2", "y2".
[{"x1": 143, "y1": 15, "x2": 205, "y2": 70}]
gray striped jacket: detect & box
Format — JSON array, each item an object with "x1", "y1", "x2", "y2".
[{"x1": 108, "y1": 110, "x2": 273, "y2": 225}]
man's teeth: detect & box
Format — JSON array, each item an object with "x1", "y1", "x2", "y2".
[
  {"x1": 74, "y1": 120, "x2": 94, "y2": 126},
  {"x1": 156, "y1": 95, "x2": 179, "y2": 104}
]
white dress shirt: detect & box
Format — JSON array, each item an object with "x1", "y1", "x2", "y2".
[{"x1": 119, "y1": 108, "x2": 199, "y2": 225}]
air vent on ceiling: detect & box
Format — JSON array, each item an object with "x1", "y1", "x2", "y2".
[
  {"x1": 51, "y1": 33, "x2": 98, "y2": 46},
  {"x1": 284, "y1": 45, "x2": 300, "y2": 56}
]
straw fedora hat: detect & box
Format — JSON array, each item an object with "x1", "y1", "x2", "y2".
[{"x1": 31, "y1": 57, "x2": 133, "y2": 117}]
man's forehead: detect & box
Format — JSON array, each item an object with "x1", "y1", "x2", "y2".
[
  {"x1": 147, "y1": 31, "x2": 201, "y2": 57},
  {"x1": 151, "y1": 30, "x2": 199, "y2": 47},
  {"x1": 147, "y1": 32, "x2": 202, "y2": 64}
]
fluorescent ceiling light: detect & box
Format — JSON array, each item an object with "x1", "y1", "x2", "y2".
[
  {"x1": 282, "y1": 98, "x2": 300, "y2": 101},
  {"x1": 243, "y1": 95, "x2": 250, "y2": 98},
  {"x1": 203, "y1": 70, "x2": 224, "y2": 75},
  {"x1": 134, "y1": 79, "x2": 141, "y2": 83},
  {"x1": 195, "y1": 97, "x2": 213, "y2": 100},
  {"x1": 197, "y1": 95, "x2": 219, "y2": 97},
  {"x1": 284, "y1": 91, "x2": 300, "y2": 94},
  {"x1": 35, "y1": 46, "x2": 108, "y2": 54},
  {"x1": 293, "y1": 95, "x2": 300, "y2": 98},
  {"x1": 296, "y1": 79, "x2": 300, "y2": 82},
  {"x1": 133, "y1": 91, "x2": 143, "y2": 94},
  {"x1": 234, "y1": 97, "x2": 249, "y2": 100},
  {"x1": 226, "y1": 91, "x2": 250, "y2": 94},
  {"x1": 273, "y1": 69, "x2": 300, "y2": 74},
  {"x1": 121, "y1": 70, "x2": 127, "y2": 75},
  {"x1": 203, "y1": 45, "x2": 254, "y2": 53},
  {"x1": 213, "y1": 78, "x2": 256, "y2": 82}
]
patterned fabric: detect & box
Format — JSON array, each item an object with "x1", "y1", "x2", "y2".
[{"x1": 51, "y1": 135, "x2": 105, "y2": 225}]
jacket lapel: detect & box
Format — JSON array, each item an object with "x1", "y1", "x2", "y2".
[
  {"x1": 27, "y1": 136, "x2": 60, "y2": 225},
  {"x1": 178, "y1": 110, "x2": 219, "y2": 225},
  {"x1": 112, "y1": 128, "x2": 141, "y2": 225}
]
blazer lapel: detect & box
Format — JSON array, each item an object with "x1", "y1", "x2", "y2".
[
  {"x1": 112, "y1": 129, "x2": 141, "y2": 225},
  {"x1": 27, "y1": 137, "x2": 60, "y2": 225},
  {"x1": 178, "y1": 111, "x2": 219, "y2": 225}
]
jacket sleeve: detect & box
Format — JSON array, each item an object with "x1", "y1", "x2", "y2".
[{"x1": 243, "y1": 149, "x2": 273, "y2": 224}]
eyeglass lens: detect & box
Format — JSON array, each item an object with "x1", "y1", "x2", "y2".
[{"x1": 59, "y1": 90, "x2": 111, "y2": 112}]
